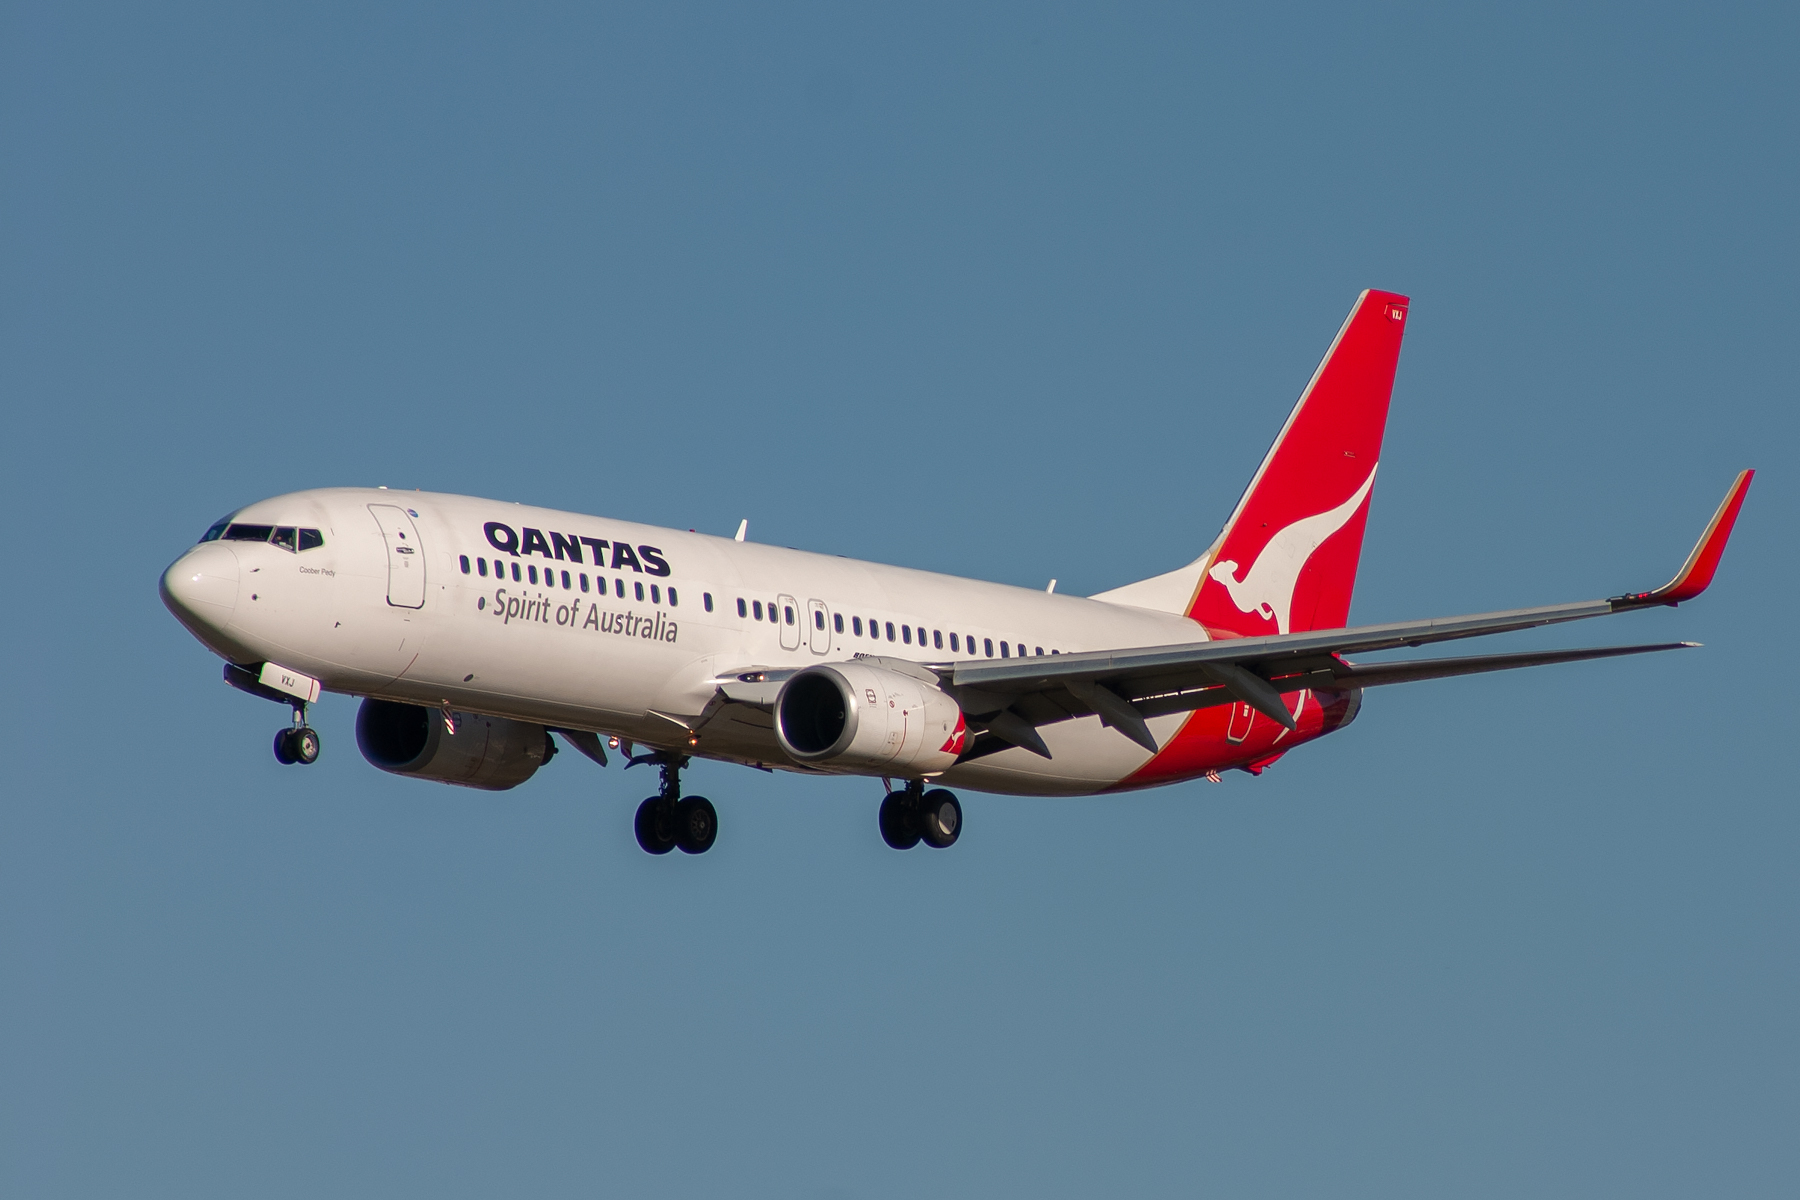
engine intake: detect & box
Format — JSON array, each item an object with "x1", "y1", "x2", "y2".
[
  {"x1": 355, "y1": 699, "x2": 553, "y2": 791},
  {"x1": 774, "y1": 662, "x2": 966, "y2": 776}
]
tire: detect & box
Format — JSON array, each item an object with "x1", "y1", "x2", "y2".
[
  {"x1": 635, "y1": 796, "x2": 678, "y2": 855},
  {"x1": 273, "y1": 728, "x2": 297, "y2": 764},
  {"x1": 878, "y1": 790, "x2": 921, "y2": 851},
  {"x1": 675, "y1": 796, "x2": 717, "y2": 854},
  {"x1": 918, "y1": 789, "x2": 962, "y2": 849},
  {"x1": 293, "y1": 727, "x2": 321, "y2": 765}
]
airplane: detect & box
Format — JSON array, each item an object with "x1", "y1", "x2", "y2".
[{"x1": 159, "y1": 290, "x2": 1753, "y2": 856}]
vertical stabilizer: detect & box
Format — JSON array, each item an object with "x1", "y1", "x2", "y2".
[{"x1": 1093, "y1": 289, "x2": 1410, "y2": 636}]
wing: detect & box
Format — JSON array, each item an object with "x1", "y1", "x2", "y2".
[{"x1": 939, "y1": 470, "x2": 1753, "y2": 757}]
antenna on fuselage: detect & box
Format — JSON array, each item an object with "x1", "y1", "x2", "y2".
[
  {"x1": 1047, "y1": 579, "x2": 1057, "y2": 593},
  {"x1": 734, "y1": 519, "x2": 748, "y2": 542}
]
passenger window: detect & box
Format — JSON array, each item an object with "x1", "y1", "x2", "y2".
[
  {"x1": 1000, "y1": 642, "x2": 1009, "y2": 657},
  {"x1": 984, "y1": 638, "x2": 994, "y2": 657},
  {"x1": 459, "y1": 554, "x2": 470, "y2": 574},
  {"x1": 271, "y1": 527, "x2": 298, "y2": 552},
  {"x1": 784, "y1": 606, "x2": 794, "y2": 625},
  {"x1": 650, "y1": 584, "x2": 660, "y2": 603},
  {"x1": 833, "y1": 613, "x2": 844, "y2": 633},
  {"x1": 529, "y1": 565, "x2": 539, "y2": 584},
  {"x1": 511, "y1": 562, "x2": 521, "y2": 582},
  {"x1": 738, "y1": 598, "x2": 748, "y2": 617},
  {"x1": 753, "y1": 600, "x2": 763, "y2": 620},
  {"x1": 563, "y1": 570, "x2": 572, "y2": 589},
  {"x1": 814, "y1": 610, "x2": 825, "y2": 630},
  {"x1": 615, "y1": 578, "x2": 625, "y2": 597},
  {"x1": 1036, "y1": 646, "x2": 1044, "y2": 656},
  {"x1": 770, "y1": 601, "x2": 779, "y2": 622},
  {"x1": 902, "y1": 626, "x2": 912, "y2": 645},
  {"x1": 704, "y1": 592, "x2": 713, "y2": 612},
  {"x1": 933, "y1": 630, "x2": 943, "y2": 650},
  {"x1": 579, "y1": 573, "x2": 588, "y2": 592},
  {"x1": 298, "y1": 528, "x2": 325, "y2": 551},
  {"x1": 949, "y1": 632, "x2": 959, "y2": 652},
  {"x1": 224, "y1": 524, "x2": 274, "y2": 542},
  {"x1": 852, "y1": 616, "x2": 863, "y2": 636},
  {"x1": 635, "y1": 581, "x2": 645, "y2": 601},
  {"x1": 885, "y1": 621, "x2": 895, "y2": 641},
  {"x1": 669, "y1": 588, "x2": 679, "y2": 607},
  {"x1": 478, "y1": 558, "x2": 489, "y2": 577}
]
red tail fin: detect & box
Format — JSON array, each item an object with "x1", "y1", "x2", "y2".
[{"x1": 1190, "y1": 289, "x2": 1410, "y2": 637}]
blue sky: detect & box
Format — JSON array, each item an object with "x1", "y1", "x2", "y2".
[{"x1": 3, "y1": 3, "x2": 1796, "y2": 1197}]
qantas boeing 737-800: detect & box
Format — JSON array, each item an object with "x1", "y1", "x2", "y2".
[{"x1": 159, "y1": 290, "x2": 1753, "y2": 856}]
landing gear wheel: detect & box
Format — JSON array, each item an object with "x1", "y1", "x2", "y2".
[
  {"x1": 675, "y1": 796, "x2": 717, "y2": 854},
  {"x1": 879, "y1": 790, "x2": 921, "y2": 850},
  {"x1": 918, "y1": 789, "x2": 962, "y2": 848},
  {"x1": 273, "y1": 728, "x2": 297, "y2": 764},
  {"x1": 292, "y1": 727, "x2": 320, "y2": 764},
  {"x1": 635, "y1": 796, "x2": 679, "y2": 855}
]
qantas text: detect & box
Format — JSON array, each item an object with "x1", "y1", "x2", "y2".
[{"x1": 483, "y1": 522, "x2": 669, "y2": 575}]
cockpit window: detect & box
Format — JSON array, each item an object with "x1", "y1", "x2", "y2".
[
  {"x1": 271, "y1": 527, "x2": 298, "y2": 552},
  {"x1": 224, "y1": 524, "x2": 275, "y2": 542},
  {"x1": 199, "y1": 517, "x2": 232, "y2": 543},
  {"x1": 299, "y1": 528, "x2": 325, "y2": 551}
]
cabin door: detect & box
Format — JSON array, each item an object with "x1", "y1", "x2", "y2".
[{"x1": 368, "y1": 504, "x2": 427, "y2": 609}]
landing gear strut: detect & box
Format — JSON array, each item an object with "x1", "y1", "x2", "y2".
[
  {"x1": 879, "y1": 782, "x2": 961, "y2": 850},
  {"x1": 272, "y1": 700, "x2": 320, "y2": 765},
  {"x1": 632, "y1": 752, "x2": 717, "y2": 856}
]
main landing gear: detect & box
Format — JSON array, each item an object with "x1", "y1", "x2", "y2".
[
  {"x1": 631, "y1": 752, "x2": 717, "y2": 856},
  {"x1": 272, "y1": 700, "x2": 320, "y2": 766},
  {"x1": 879, "y1": 782, "x2": 962, "y2": 851}
]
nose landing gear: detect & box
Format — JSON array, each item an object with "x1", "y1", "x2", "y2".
[
  {"x1": 631, "y1": 752, "x2": 717, "y2": 855},
  {"x1": 879, "y1": 783, "x2": 961, "y2": 850},
  {"x1": 272, "y1": 700, "x2": 320, "y2": 765}
]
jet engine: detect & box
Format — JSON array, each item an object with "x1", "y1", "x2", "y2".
[
  {"x1": 355, "y1": 698, "x2": 554, "y2": 791},
  {"x1": 774, "y1": 661, "x2": 966, "y2": 776}
]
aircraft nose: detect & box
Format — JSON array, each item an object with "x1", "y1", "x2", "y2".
[{"x1": 160, "y1": 542, "x2": 240, "y2": 635}]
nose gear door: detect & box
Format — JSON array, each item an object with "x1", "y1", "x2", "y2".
[
  {"x1": 368, "y1": 504, "x2": 427, "y2": 609},
  {"x1": 776, "y1": 593, "x2": 801, "y2": 651},
  {"x1": 806, "y1": 599, "x2": 831, "y2": 655}
]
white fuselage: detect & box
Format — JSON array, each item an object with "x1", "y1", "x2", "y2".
[{"x1": 162, "y1": 487, "x2": 1222, "y2": 796}]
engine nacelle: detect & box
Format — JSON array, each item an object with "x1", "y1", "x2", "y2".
[
  {"x1": 774, "y1": 661, "x2": 967, "y2": 776},
  {"x1": 355, "y1": 699, "x2": 553, "y2": 791}
]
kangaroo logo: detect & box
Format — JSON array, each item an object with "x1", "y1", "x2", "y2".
[
  {"x1": 940, "y1": 711, "x2": 968, "y2": 755},
  {"x1": 1206, "y1": 466, "x2": 1378, "y2": 634}
]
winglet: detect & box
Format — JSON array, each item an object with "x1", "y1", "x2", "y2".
[{"x1": 1613, "y1": 469, "x2": 1754, "y2": 609}]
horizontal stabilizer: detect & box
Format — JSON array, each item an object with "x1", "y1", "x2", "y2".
[{"x1": 1338, "y1": 642, "x2": 1695, "y2": 690}]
